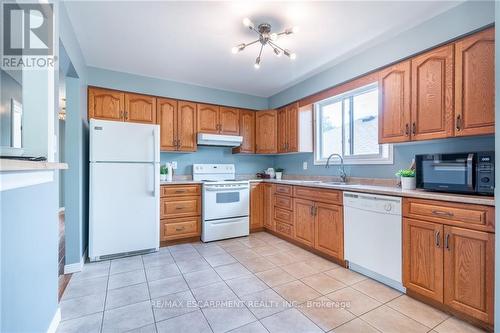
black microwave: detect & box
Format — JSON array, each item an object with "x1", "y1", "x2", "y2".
[{"x1": 415, "y1": 152, "x2": 495, "y2": 196}]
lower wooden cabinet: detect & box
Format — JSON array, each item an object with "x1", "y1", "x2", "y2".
[
  {"x1": 293, "y1": 198, "x2": 315, "y2": 247},
  {"x1": 160, "y1": 185, "x2": 201, "y2": 242},
  {"x1": 250, "y1": 183, "x2": 264, "y2": 230},
  {"x1": 314, "y1": 202, "x2": 344, "y2": 259},
  {"x1": 263, "y1": 184, "x2": 275, "y2": 230},
  {"x1": 403, "y1": 201, "x2": 495, "y2": 326}
]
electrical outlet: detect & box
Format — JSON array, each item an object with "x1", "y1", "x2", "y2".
[
  {"x1": 303, "y1": 161, "x2": 308, "y2": 170},
  {"x1": 171, "y1": 161, "x2": 177, "y2": 170}
]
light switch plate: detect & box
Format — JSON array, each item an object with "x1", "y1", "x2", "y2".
[
  {"x1": 303, "y1": 161, "x2": 308, "y2": 170},
  {"x1": 171, "y1": 161, "x2": 177, "y2": 170}
]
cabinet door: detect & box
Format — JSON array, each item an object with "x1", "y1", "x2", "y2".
[
  {"x1": 178, "y1": 101, "x2": 197, "y2": 152},
  {"x1": 378, "y1": 61, "x2": 411, "y2": 143},
  {"x1": 219, "y1": 107, "x2": 240, "y2": 135},
  {"x1": 157, "y1": 98, "x2": 178, "y2": 151},
  {"x1": 250, "y1": 183, "x2": 264, "y2": 230},
  {"x1": 287, "y1": 103, "x2": 299, "y2": 152},
  {"x1": 403, "y1": 218, "x2": 444, "y2": 302},
  {"x1": 277, "y1": 107, "x2": 288, "y2": 153},
  {"x1": 197, "y1": 103, "x2": 220, "y2": 134},
  {"x1": 236, "y1": 110, "x2": 255, "y2": 153},
  {"x1": 124, "y1": 93, "x2": 156, "y2": 124},
  {"x1": 454, "y1": 28, "x2": 495, "y2": 136},
  {"x1": 443, "y1": 226, "x2": 494, "y2": 324},
  {"x1": 255, "y1": 110, "x2": 277, "y2": 154},
  {"x1": 411, "y1": 45, "x2": 454, "y2": 141},
  {"x1": 293, "y1": 198, "x2": 315, "y2": 247},
  {"x1": 263, "y1": 184, "x2": 275, "y2": 230},
  {"x1": 88, "y1": 87, "x2": 124, "y2": 121},
  {"x1": 314, "y1": 202, "x2": 343, "y2": 259}
]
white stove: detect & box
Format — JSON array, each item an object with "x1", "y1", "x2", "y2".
[{"x1": 193, "y1": 164, "x2": 250, "y2": 242}]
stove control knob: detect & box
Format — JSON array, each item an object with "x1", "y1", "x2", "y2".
[{"x1": 384, "y1": 203, "x2": 392, "y2": 212}]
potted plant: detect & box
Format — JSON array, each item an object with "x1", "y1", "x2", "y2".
[
  {"x1": 160, "y1": 165, "x2": 168, "y2": 182},
  {"x1": 275, "y1": 168, "x2": 284, "y2": 180},
  {"x1": 396, "y1": 169, "x2": 416, "y2": 190}
]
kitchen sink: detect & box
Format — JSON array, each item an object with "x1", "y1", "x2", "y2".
[
  {"x1": 321, "y1": 181, "x2": 348, "y2": 186},
  {"x1": 282, "y1": 180, "x2": 322, "y2": 184}
]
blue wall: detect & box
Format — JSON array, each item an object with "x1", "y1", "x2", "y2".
[
  {"x1": 161, "y1": 147, "x2": 273, "y2": 175},
  {"x1": 269, "y1": 1, "x2": 495, "y2": 108},
  {"x1": 87, "y1": 67, "x2": 269, "y2": 110},
  {"x1": 274, "y1": 136, "x2": 495, "y2": 180}
]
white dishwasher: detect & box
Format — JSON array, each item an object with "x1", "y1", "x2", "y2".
[{"x1": 343, "y1": 192, "x2": 404, "y2": 292}]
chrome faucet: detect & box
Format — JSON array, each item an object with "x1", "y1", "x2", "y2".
[{"x1": 325, "y1": 153, "x2": 347, "y2": 183}]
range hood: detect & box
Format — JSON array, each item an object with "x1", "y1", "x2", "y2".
[{"x1": 197, "y1": 133, "x2": 243, "y2": 147}]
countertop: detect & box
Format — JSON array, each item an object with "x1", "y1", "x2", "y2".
[
  {"x1": 0, "y1": 159, "x2": 68, "y2": 172},
  {"x1": 160, "y1": 178, "x2": 495, "y2": 206}
]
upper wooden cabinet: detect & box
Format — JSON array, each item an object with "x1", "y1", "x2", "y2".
[
  {"x1": 88, "y1": 87, "x2": 124, "y2": 121},
  {"x1": 378, "y1": 61, "x2": 411, "y2": 143},
  {"x1": 157, "y1": 99, "x2": 197, "y2": 152},
  {"x1": 197, "y1": 104, "x2": 240, "y2": 135},
  {"x1": 277, "y1": 102, "x2": 312, "y2": 153},
  {"x1": 219, "y1": 107, "x2": 240, "y2": 135},
  {"x1": 197, "y1": 103, "x2": 220, "y2": 134},
  {"x1": 125, "y1": 93, "x2": 156, "y2": 124},
  {"x1": 233, "y1": 110, "x2": 255, "y2": 154},
  {"x1": 255, "y1": 110, "x2": 278, "y2": 154},
  {"x1": 411, "y1": 44, "x2": 454, "y2": 141},
  {"x1": 455, "y1": 28, "x2": 495, "y2": 136}
]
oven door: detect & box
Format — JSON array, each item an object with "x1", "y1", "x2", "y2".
[
  {"x1": 203, "y1": 183, "x2": 250, "y2": 221},
  {"x1": 416, "y1": 153, "x2": 475, "y2": 193}
]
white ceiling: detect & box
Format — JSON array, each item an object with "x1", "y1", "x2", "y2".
[{"x1": 65, "y1": 1, "x2": 462, "y2": 97}]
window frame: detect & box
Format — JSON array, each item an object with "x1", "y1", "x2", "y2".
[{"x1": 313, "y1": 82, "x2": 393, "y2": 166}]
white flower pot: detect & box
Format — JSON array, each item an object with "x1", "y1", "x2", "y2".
[
  {"x1": 160, "y1": 174, "x2": 167, "y2": 182},
  {"x1": 275, "y1": 172, "x2": 283, "y2": 180},
  {"x1": 401, "y1": 176, "x2": 416, "y2": 190}
]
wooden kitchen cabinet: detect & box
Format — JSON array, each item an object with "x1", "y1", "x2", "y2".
[
  {"x1": 219, "y1": 107, "x2": 240, "y2": 135},
  {"x1": 314, "y1": 202, "x2": 343, "y2": 259},
  {"x1": 293, "y1": 198, "x2": 315, "y2": 247},
  {"x1": 454, "y1": 27, "x2": 495, "y2": 137},
  {"x1": 255, "y1": 110, "x2": 278, "y2": 154},
  {"x1": 88, "y1": 87, "x2": 125, "y2": 121},
  {"x1": 157, "y1": 99, "x2": 197, "y2": 152},
  {"x1": 124, "y1": 93, "x2": 156, "y2": 124},
  {"x1": 410, "y1": 44, "x2": 454, "y2": 141},
  {"x1": 403, "y1": 218, "x2": 444, "y2": 302},
  {"x1": 233, "y1": 110, "x2": 255, "y2": 154},
  {"x1": 263, "y1": 183, "x2": 275, "y2": 230},
  {"x1": 277, "y1": 102, "x2": 312, "y2": 153},
  {"x1": 250, "y1": 183, "x2": 264, "y2": 231},
  {"x1": 378, "y1": 60, "x2": 411, "y2": 143},
  {"x1": 197, "y1": 103, "x2": 240, "y2": 135},
  {"x1": 443, "y1": 226, "x2": 494, "y2": 324}
]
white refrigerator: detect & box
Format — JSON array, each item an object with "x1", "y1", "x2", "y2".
[{"x1": 89, "y1": 119, "x2": 160, "y2": 261}]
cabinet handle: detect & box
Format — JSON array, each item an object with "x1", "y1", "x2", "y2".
[
  {"x1": 405, "y1": 124, "x2": 409, "y2": 136},
  {"x1": 456, "y1": 115, "x2": 462, "y2": 131},
  {"x1": 310, "y1": 206, "x2": 314, "y2": 216},
  {"x1": 175, "y1": 226, "x2": 186, "y2": 231},
  {"x1": 173, "y1": 139, "x2": 177, "y2": 147},
  {"x1": 120, "y1": 111, "x2": 124, "y2": 118},
  {"x1": 432, "y1": 210, "x2": 454, "y2": 217},
  {"x1": 124, "y1": 111, "x2": 128, "y2": 120},
  {"x1": 445, "y1": 233, "x2": 451, "y2": 251},
  {"x1": 435, "y1": 231, "x2": 440, "y2": 248},
  {"x1": 177, "y1": 140, "x2": 181, "y2": 149},
  {"x1": 175, "y1": 206, "x2": 184, "y2": 210},
  {"x1": 175, "y1": 190, "x2": 186, "y2": 193},
  {"x1": 412, "y1": 122, "x2": 416, "y2": 135}
]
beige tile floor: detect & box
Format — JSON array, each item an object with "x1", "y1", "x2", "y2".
[{"x1": 57, "y1": 232, "x2": 487, "y2": 333}]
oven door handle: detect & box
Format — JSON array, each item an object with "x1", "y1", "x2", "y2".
[
  {"x1": 205, "y1": 186, "x2": 249, "y2": 191},
  {"x1": 467, "y1": 153, "x2": 474, "y2": 189}
]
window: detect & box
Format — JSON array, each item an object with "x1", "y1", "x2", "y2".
[{"x1": 314, "y1": 83, "x2": 392, "y2": 165}]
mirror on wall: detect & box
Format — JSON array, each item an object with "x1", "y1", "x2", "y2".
[{"x1": 0, "y1": 69, "x2": 23, "y2": 156}]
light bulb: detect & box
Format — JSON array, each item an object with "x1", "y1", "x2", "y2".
[
  {"x1": 231, "y1": 47, "x2": 238, "y2": 54},
  {"x1": 231, "y1": 43, "x2": 245, "y2": 54},
  {"x1": 292, "y1": 26, "x2": 300, "y2": 33},
  {"x1": 243, "y1": 17, "x2": 254, "y2": 29},
  {"x1": 273, "y1": 48, "x2": 282, "y2": 57},
  {"x1": 290, "y1": 53, "x2": 297, "y2": 60},
  {"x1": 270, "y1": 33, "x2": 278, "y2": 41},
  {"x1": 254, "y1": 56, "x2": 261, "y2": 69}
]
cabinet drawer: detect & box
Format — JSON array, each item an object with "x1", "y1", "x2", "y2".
[
  {"x1": 275, "y1": 221, "x2": 293, "y2": 238},
  {"x1": 293, "y1": 186, "x2": 342, "y2": 205},
  {"x1": 274, "y1": 195, "x2": 293, "y2": 210},
  {"x1": 274, "y1": 207, "x2": 293, "y2": 225},
  {"x1": 161, "y1": 196, "x2": 200, "y2": 218},
  {"x1": 161, "y1": 185, "x2": 201, "y2": 197},
  {"x1": 161, "y1": 217, "x2": 200, "y2": 241},
  {"x1": 403, "y1": 198, "x2": 494, "y2": 232},
  {"x1": 275, "y1": 184, "x2": 292, "y2": 196}
]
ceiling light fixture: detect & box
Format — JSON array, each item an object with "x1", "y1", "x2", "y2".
[{"x1": 232, "y1": 17, "x2": 298, "y2": 69}]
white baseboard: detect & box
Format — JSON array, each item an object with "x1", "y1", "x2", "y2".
[
  {"x1": 47, "y1": 308, "x2": 61, "y2": 333},
  {"x1": 63, "y1": 249, "x2": 87, "y2": 274}
]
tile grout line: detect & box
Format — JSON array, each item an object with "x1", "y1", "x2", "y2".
[
  {"x1": 141, "y1": 254, "x2": 158, "y2": 333},
  {"x1": 99, "y1": 260, "x2": 112, "y2": 333}
]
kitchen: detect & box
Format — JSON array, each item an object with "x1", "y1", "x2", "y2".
[{"x1": 0, "y1": 1, "x2": 498, "y2": 333}]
